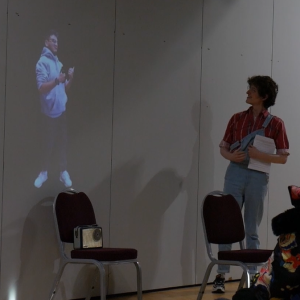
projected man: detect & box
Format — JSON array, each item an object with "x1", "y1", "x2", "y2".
[{"x1": 34, "y1": 30, "x2": 74, "y2": 188}]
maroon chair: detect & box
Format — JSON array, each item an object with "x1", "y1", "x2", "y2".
[
  {"x1": 49, "y1": 188, "x2": 142, "y2": 300},
  {"x1": 197, "y1": 191, "x2": 272, "y2": 300}
]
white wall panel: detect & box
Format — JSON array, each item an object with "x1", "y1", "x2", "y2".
[
  {"x1": 0, "y1": 0, "x2": 7, "y2": 294},
  {"x1": 269, "y1": 0, "x2": 300, "y2": 248},
  {"x1": 1, "y1": 1, "x2": 115, "y2": 299},
  {"x1": 197, "y1": 0, "x2": 274, "y2": 283},
  {"x1": 111, "y1": 0, "x2": 202, "y2": 292}
]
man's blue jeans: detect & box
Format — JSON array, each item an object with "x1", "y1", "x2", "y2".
[{"x1": 217, "y1": 162, "x2": 269, "y2": 274}]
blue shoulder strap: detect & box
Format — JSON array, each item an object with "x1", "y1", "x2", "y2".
[
  {"x1": 262, "y1": 114, "x2": 273, "y2": 128},
  {"x1": 229, "y1": 114, "x2": 273, "y2": 151}
]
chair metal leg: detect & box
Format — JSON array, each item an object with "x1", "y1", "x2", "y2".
[
  {"x1": 85, "y1": 267, "x2": 99, "y2": 300},
  {"x1": 197, "y1": 261, "x2": 216, "y2": 300},
  {"x1": 245, "y1": 271, "x2": 250, "y2": 288},
  {"x1": 49, "y1": 263, "x2": 67, "y2": 300},
  {"x1": 238, "y1": 265, "x2": 250, "y2": 288},
  {"x1": 98, "y1": 263, "x2": 106, "y2": 300},
  {"x1": 134, "y1": 262, "x2": 143, "y2": 300},
  {"x1": 238, "y1": 271, "x2": 246, "y2": 290}
]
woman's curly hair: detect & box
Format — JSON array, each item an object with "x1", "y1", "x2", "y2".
[{"x1": 247, "y1": 75, "x2": 278, "y2": 109}]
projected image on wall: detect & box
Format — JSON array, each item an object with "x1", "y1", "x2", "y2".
[{"x1": 34, "y1": 30, "x2": 75, "y2": 188}]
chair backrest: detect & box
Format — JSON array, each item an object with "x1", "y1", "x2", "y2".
[
  {"x1": 202, "y1": 191, "x2": 245, "y2": 244},
  {"x1": 54, "y1": 190, "x2": 97, "y2": 243}
]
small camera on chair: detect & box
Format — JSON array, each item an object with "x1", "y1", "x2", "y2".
[{"x1": 73, "y1": 225, "x2": 103, "y2": 249}]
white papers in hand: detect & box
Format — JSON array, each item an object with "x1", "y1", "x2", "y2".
[{"x1": 248, "y1": 135, "x2": 275, "y2": 173}]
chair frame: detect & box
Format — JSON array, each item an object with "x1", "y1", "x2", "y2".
[
  {"x1": 49, "y1": 188, "x2": 142, "y2": 300},
  {"x1": 197, "y1": 191, "x2": 270, "y2": 300}
]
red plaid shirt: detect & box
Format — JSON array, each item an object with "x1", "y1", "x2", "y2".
[{"x1": 220, "y1": 107, "x2": 289, "y2": 155}]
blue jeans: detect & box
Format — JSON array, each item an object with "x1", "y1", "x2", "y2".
[{"x1": 217, "y1": 162, "x2": 268, "y2": 274}]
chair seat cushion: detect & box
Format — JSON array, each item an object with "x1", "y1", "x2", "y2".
[
  {"x1": 218, "y1": 249, "x2": 273, "y2": 263},
  {"x1": 71, "y1": 247, "x2": 138, "y2": 261}
]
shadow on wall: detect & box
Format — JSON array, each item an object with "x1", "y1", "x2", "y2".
[
  {"x1": 195, "y1": 99, "x2": 215, "y2": 282},
  {"x1": 73, "y1": 159, "x2": 145, "y2": 296},
  {"x1": 197, "y1": 99, "x2": 215, "y2": 194},
  {"x1": 14, "y1": 197, "x2": 59, "y2": 300},
  {"x1": 127, "y1": 168, "x2": 183, "y2": 288},
  {"x1": 180, "y1": 101, "x2": 201, "y2": 283},
  {"x1": 15, "y1": 196, "x2": 102, "y2": 300}
]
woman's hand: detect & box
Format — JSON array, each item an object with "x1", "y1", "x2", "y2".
[{"x1": 230, "y1": 148, "x2": 246, "y2": 162}]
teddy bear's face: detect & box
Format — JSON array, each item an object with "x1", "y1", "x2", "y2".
[{"x1": 279, "y1": 233, "x2": 297, "y2": 251}]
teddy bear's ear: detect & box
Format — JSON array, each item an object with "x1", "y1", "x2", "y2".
[
  {"x1": 272, "y1": 208, "x2": 300, "y2": 236},
  {"x1": 288, "y1": 185, "x2": 300, "y2": 208}
]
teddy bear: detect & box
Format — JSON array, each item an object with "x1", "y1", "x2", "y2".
[{"x1": 232, "y1": 185, "x2": 300, "y2": 300}]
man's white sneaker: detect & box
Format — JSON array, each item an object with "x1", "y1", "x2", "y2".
[
  {"x1": 34, "y1": 171, "x2": 48, "y2": 188},
  {"x1": 60, "y1": 170, "x2": 72, "y2": 187}
]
